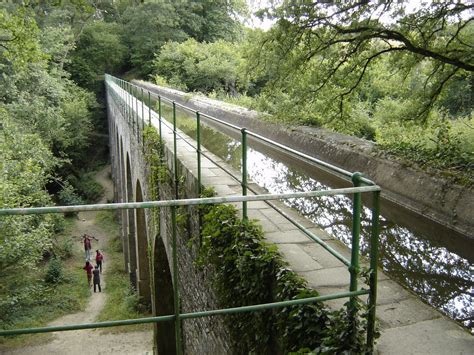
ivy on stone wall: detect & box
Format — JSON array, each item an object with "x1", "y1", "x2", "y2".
[
  {"x1": 144, "y1": 126, "x2": 168, "y2": 228},
  {"x1": 197, "y1": 192, "x2": 373, "y2": 354}
]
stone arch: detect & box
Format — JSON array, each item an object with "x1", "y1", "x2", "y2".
[
  {"x1": 126, "y1": 153, "x2": 137, "y2": 288},
  {"x1": 153, "y1": 232, "x2": 176, "y2": 355},
  {"x1": 135, "y1": 180, "x2": 151, "y2": 305}
]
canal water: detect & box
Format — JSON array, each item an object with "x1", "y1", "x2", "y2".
[{"x1": 158, "y1": 100, "x2": 473, "y2": 331}]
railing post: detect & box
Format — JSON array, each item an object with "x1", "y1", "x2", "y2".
[
  {"x1": 367, "y1": 190, "x2": 380, "y2": 352},
  {"x1": 171, "y1": 206, "x2": 182, "y2": 355},
  {"x1": 196, "y1": 111, "x2": 202, "y2": 196},
  {"x1": 118, "y1": 79, "x2": 121, "y2": 114},
  {"x1": 127, "y1": 82, "x2": 131, "y2": 126},
  {"x1": 349, "y1": 172, "x2": 362, "y2": 335},
  {"x1": 158, "y1": 96, "x2": 162, "y2": 141},
  {"x1": 141, "y1": 87, "x2": 144, "y2": 146},
  {"x1": 135, "y1": 85, "x2": 138, "y2": 139},
  {"x1": 241, "y1": 128, "x2": 248, "y2": 221},
  {"x1": 173, "y1": 102, "x2": 179, "y2": 200},
  {"x1": 124, "y1": 81, "x2": 127, "y2": 124},
  {"x1": 148, "y1": 91, "x2": 151, "y2": 126}
]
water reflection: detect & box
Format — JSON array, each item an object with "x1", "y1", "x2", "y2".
[{"x1": 166, "y1": 106, "x2": 474, "y2": 331}]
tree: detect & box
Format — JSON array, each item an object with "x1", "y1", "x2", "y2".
[
  {"x1": 68, "y1": 21, "x2": 128, "y2": 90},
  {"x1": 0, "y1": 4, "x2": 98, "y2": 188},
  {"x1": 253, "y1": 0, "x2": 474, "y2": 122},
  {"x1": 175, "y1": 0, "x2": 247, "y2": 42},
  {"x1": 0, "y1": 7, "x2": 45, "y2": 69},
  {"x1": 0, "y1": 111, "x2": 59, "y2": 271},
  {"x1": 153, "y1": 39, "x2": 247, "y2": 94},
  {"x1": 121, "y1": 0, "x2": 248, "y2": 77},
  {"x1": 120, "y1": 2, "x2": 189, "y2": 77}
]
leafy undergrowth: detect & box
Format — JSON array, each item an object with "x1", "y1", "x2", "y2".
[
  {"x1": 95, "y1": 211, "x2": 152, "y2": 333},
  {"x1": 195, "y1": 189, "x2": 374, "y2": 354},
  {"x1": 0, "y1": 217, "x2": 90, "y2": 349}
]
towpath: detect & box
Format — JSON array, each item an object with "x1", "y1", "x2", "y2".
[{"x1": 3, "y1": 166, "x2": 153, "y2": 355}]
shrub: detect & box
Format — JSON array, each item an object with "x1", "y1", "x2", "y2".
[
  {"x1": 58, "y1": 182, "x2": 83, "y2": 217},
  {"x1": 59, "y1": 238, "x2": 74, "y2": 259},
  {"x1": 69, "y1": 172, "x2": 104, "y2": 203},
  {"x1": 44, "y1": 257, "x2": 64, "y2": 284}
]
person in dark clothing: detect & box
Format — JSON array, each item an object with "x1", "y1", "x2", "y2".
[{"x1": 93, "y1": 265, "x2": 101, "y2": 293}]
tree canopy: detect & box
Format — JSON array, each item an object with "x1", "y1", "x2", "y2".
[
  {"x1": 252, "y1": 0, "x2": 473, "y2": 122},
  {"x1": 153, "y1": 38, "x2": 247, "y2": 94}
]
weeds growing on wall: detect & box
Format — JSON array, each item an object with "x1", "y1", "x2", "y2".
[
  {"x1": 196, "y1": 189, "x2": 374, "y2": 353},
  {"x1": 143, "y1": 126, "x2": 168, "y2": 226}
]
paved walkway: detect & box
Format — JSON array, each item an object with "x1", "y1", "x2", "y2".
[{"x1": 112, "y1": 82, "x2": 473, "y2": 354}]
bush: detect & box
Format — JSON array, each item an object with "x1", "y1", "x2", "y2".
[
  {"x1": 69, "y1": 172, "x2": 104, "y2": 203},
  {"x1": 58, "y1": 182, "x2": 83, "y2": 217},
  {"x1": 44, "y1": 257, "x2": 64, "y2": 284},
  {"x1": 59, "y1": 238, "x2": 74, "y2": 259}
]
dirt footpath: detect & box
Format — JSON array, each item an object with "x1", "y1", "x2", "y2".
[{"x1": 4, "y1": 166, "x2": 153, "y2": 355}]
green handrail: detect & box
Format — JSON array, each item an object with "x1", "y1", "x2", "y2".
[
  {"x1": 0, "y1": 289, "x2": 368, "y2": 336},
  {"x1": 98, "y1": 75, "x2": 382, "y2": 353},
  {"x1": 349, "y1": 172, "x2": 362, "y2": 314}
]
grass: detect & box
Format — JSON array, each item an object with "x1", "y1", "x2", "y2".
[
  {"x1": 95, "y1": 210, "x2": 152, "y2": 333},
  {"x1": 0, "y1": 217, "x2": 91, "y2": 349}
]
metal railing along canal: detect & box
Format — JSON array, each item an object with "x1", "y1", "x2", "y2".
[{"x1": 105, "y1": 74, "x2": 382, "y2": 351}]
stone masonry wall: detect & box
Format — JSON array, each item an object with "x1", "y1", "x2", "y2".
[
  {"x1": 107, "y1": 87, "x2": 233, "y2": 354},
  {"x1": 158, "y1": 140, "x2": 233, "y2": 354}
]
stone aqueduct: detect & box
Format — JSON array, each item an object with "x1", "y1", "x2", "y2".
[
  {"x1": 107, "y1": 88, "x2": 175, "y2": 353},
  {"x1": 104, "y1": 77, "x2": 473, "y2": 354},
  {"x1": 106, "y1": 79, "x2": 233, "y2": 354}
]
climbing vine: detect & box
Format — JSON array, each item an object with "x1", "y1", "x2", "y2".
[
  {"x1": 197, "y1": 190, "x2": 374, "y2": 353},
  {"x1": 143, "y1": 126, "x2": 168, "y2": 229}
]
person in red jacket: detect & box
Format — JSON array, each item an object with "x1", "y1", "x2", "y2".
[
  {"x1": 95, "y1": 250, "x2": 104, "y2": 273},
  {"x1": 83, "y1": 261, "x2": 94, "y2": 287}
]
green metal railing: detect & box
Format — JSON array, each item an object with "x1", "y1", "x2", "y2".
[
  {"x1": 0, "y1": 190, "x2": 380, "y2": 351},
  {"x1": 104, "y1": 74, "x2": 381, "y2": 350},
  {"x1": 0, "y1": 75, "x2": 381, "y2": 353}
]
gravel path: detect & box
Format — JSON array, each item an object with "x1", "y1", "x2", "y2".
[{"x1": 3, "y1": 166, "x2": 153, "y2": 355}]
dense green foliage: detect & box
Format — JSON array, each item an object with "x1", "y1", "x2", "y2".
[
  {"x1": 0, "y1": 217, "x2": 89, "y2": 347},
  {"x1": 0, "y1": 3, "x2": 105, "y2": 332},
  {"x1": 123, "y1": 1, "x2": 245, "y2": 77},
  {"x1": 0, "y1": 115, "x2": 58, "y2": 270},
  {"x1": 153, "y1": 39, "x2": 247, "y2": 94},
  {"x1": 68, "y1": 21, "x2": 127, "y2": 90},
  {"x1": 197, "y1": 199, "x2": 372, "y2": 353},
  {"x1": 148, "y1": 1, "x2": 473, "y2": 183}
]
